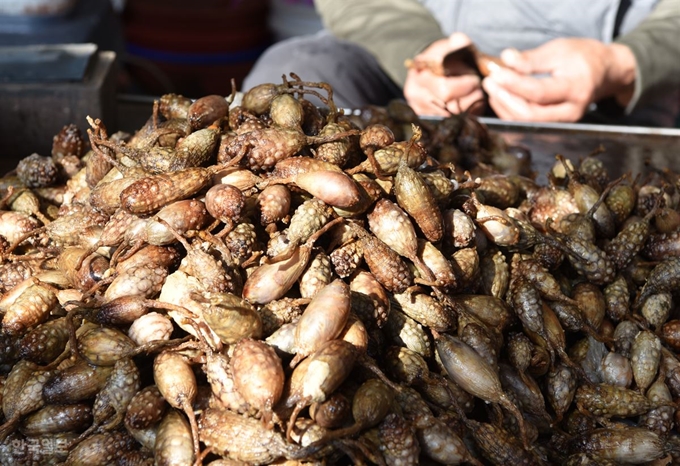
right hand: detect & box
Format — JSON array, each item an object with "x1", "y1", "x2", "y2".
[
  {"x1": 404, "y1": 32, "x2": 485, "y2": 117},
  {"x1": 482, "y1": 39, "x2": 637, "y2": 122}
]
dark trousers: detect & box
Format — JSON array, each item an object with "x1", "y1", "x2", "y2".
[{"x1": 243, "y1": 31, "x2": 403, "y2": 109}]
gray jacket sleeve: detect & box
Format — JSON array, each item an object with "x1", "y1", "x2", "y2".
[
  {"x1": 314, "y1": 0, "x2": 445, "y2": 86},
  {"x1": 614, "y1": 0, "x2": 680, "y2": 113}
]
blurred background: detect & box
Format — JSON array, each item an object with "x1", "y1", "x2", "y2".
[
  {"x1": 120, "y1": 0, "x2": 322, "y2": 97},
  {"x1": 0, "y1": 0, "x2": 323, "y2": 171}
]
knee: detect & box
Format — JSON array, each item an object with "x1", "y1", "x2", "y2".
[{"x1": 243, "y1": 33, "x2": 351, "y2": 88}]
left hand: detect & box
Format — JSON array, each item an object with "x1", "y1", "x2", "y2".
[
  {"x1": 482, "y1": 38, "x2": 636, "y2": 122},
  {"x1": 404, "y1": 32, "x2": 486, "y2": 117}
]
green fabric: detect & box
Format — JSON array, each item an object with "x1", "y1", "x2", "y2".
[
  {"x1": 315, "y1": 0, "x2": 445, "y2": 87},
  {"x1": 615, "y1": 0, "x2": 680, "y2": 113}
]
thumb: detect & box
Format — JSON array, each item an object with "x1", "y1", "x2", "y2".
[
  {"x1": 417, "y1": 37, "x2": 455, "y2": 61},
  {"x1": 447, "y1": 32, "x2": 472, "y2": 50},
  {"x1": 418, "y1": 33, "x2": 473, "y2": 61},
  {"x1": 500, "y1": 45, "x2": 556, "y2": 75}
]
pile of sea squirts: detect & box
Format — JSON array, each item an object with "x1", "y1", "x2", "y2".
[{"x1": 0, "y1": 74, "x2": 679, "y2": 465}]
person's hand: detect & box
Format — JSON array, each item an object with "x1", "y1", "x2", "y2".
[
  {"x1": 482, "y1": 38, "x2": 637, "y2": 122},
  {"x1": 404, "y1": 32, "x2": 486, "y2": 117}
]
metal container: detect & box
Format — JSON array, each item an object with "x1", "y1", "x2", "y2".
[{"x1": 478, "y1": 118, "x2": 680, "y2": 182}]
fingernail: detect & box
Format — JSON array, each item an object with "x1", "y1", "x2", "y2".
[
  {"x1": 482, "y1": 76, "x2": 498, "y2": 94},
  {"x1": 448, "y1": 32, "x2": 471, "y2": 48},
  {"x1": 486, "y1": 61, "x2": 503, "y2": 75},
  {"x1": 500, "y1": 48, "x2": 521, "y2": 65}
]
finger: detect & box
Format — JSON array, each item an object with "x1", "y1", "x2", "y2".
[
  {"x1": 445, "y1": 88, "x2": 486, "y2": 115},
  {"x1": 485, "y1": 69, "x2": 572, "y2": 105},
  {"x1": 486, "y1": 82, "x2": 582, "y2": 122},
  {"x1": 417, "y1": 32, "x2": 473, "y2": 62},
  {"x1": 416, "y1": 36, "x2": 464, "y2": 61},
  {"x1": 406, "y1": 66, "x2": 482, "y2": 116},
  {"x1": 416, "y1": 41, "x2": 453, "y2": 61},
  {"x1": 482, "y1": 79, "x2": 529, "y2": 120},
  {"x1": 404, "y1": 69, "x2": 481, "y2": 102},
  {"x1": 499, "y1": 48, "x2": 533, "y2": 74},
  {"x1": 405, "y1": 82, "x2": 450, "y2": 117},
  {"x1": 447, "y1": 32, "x2": 472, "y2": 50},
  {"x1": 486, "y1": 92, "x2": 517, "y2": 121},
  {"x1": 408, "y1": 76, "x2": 483, "y2": 116},
  {"x1": 412, "y1": 98, "x2": 451, "y2": 117},
  {"x1": 427, "y1": 74, "x2": 481, "y2": 103},
  {"x1": 500, "y1": 44, "x2": 560, "y2": 75}
]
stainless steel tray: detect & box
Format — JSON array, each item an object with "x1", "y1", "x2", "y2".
[
  {"x1": 340, "y1": 107, "x2": 680, "y2": 179},
  {"x1": 476, "y1": 117, "x2": 680, "y2": 181}
]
